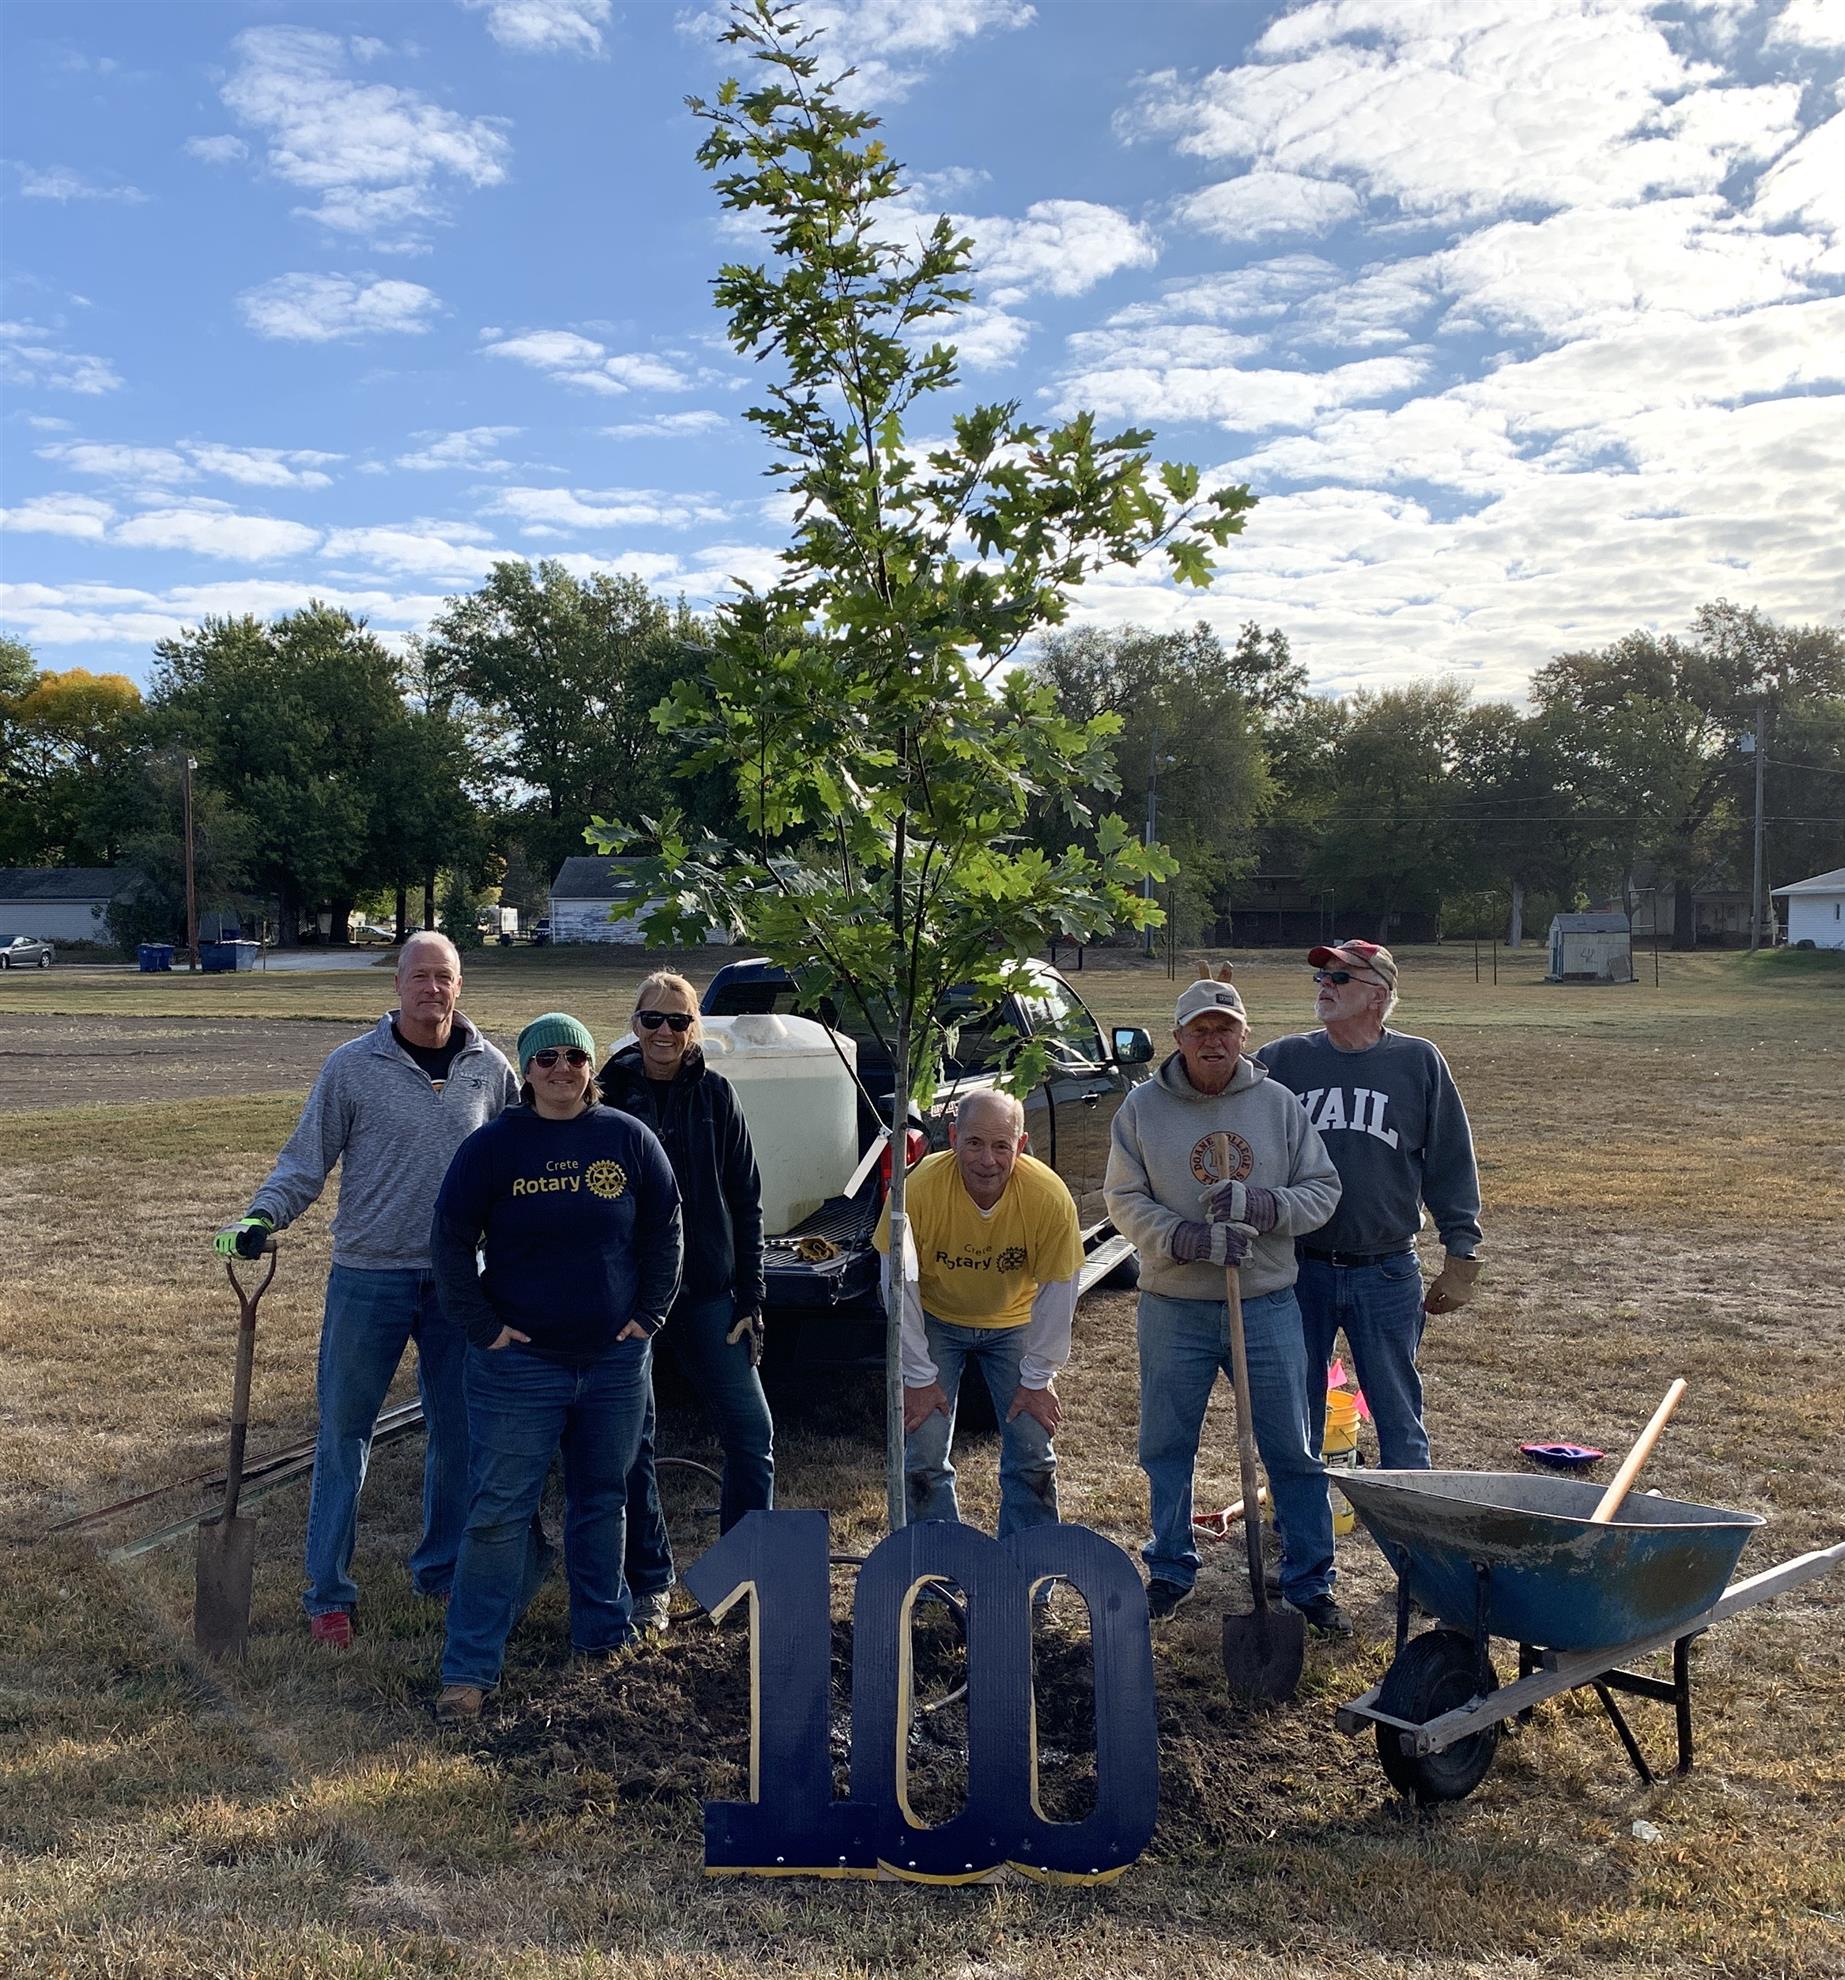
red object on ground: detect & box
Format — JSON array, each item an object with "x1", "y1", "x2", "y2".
[{"x1": 309, "y1": 1610, "x2": 354, "y2": 1648}]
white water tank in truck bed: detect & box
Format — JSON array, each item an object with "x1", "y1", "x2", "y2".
[{"x1": 609, "y1": 1013, "x2": 858, "y2": 1236}]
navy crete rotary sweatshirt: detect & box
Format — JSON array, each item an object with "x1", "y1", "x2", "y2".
[{"x1": 431, "y1": 1103, "x2": 683, "y2": 1361}]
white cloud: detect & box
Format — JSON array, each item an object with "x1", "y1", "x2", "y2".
[
  {"x1": 489, "y1": 485, "x2": 729, "y2": 531},
  {"x1": 0, "y1": 577, "x2": 456, "y2": 651},
  {"x1": 20, "y1": 415, "x2": 74, "y2": 432},
  {"x1": 602, "y1": 411, "x2": 727, "y2": 440},
  {"x1": 1051, "y1": 350, "x2": 1430, "y2": 433},
  {"x1": 218, "y1": 26, "x2": 509, "y2": 251},
  {"x1": 942, "y1": 305, "x2": 1034, "y2": 370},
  {"x1": 0, "y1": 319, "x2": 122, "y2": 395},
  {"x1": 0, "y1": 493, "x2": 116, "y2": 541},
  {"x1": 321, "y1": 525, "x2": 505, "y2": 578},
  {"x1": 966, "y1": 200, "x2": 1158, "y2": 305},
  {"x1": 681, "y1": 0, "x2": 1035, "y2": 104},
  {"x1": 1767, "y1": 0, "x2": 1845, "y2": 51},
  {"x1": 1119, "y1": 2, "x2": 1805, "y2": 226},
  {"x1": 1752, "y1": 109, "x2": 1845, "y2": 240},
  {"x1": 387, "y1": 426, "x2": 522, "y2": 472},
  {"x1": 111, "y1": 504, "x2": 322, "y2": 561},
  {"x1": 237, "y1": 274, "x2": 440, "y2": 342},
  {"x1": 483, "y1": 328, "x2": 693, "y2": 395},
  {"x1": 461, "y1": 0, "x2": 611, "y2": 57},
  {"x1": 184, "y1": 135, "x2": 248, "y2": 166},
  {"x1": 35, "y1": 439, "x2": 339, "y2": 489},
  {"x1": 11, "y1": 164, "x2": 147, "y2": 203},
  {"x1": 1174, "y1": 170, "x2": 1360, "y2": 242}
]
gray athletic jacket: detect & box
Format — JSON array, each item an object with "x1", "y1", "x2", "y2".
[
  {"x1": 247, "y1": 1012, "x2": 519, "y2": 1271},
  {"x1": 1105, "y1": 1050, "x2": 1342, "y2": 1302}
]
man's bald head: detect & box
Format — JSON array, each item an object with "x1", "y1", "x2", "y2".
[
  {"x1": 949, "y1": 1088, "x2": 1026, "y2": 1209},
  {"x1": 954, "y1": 1088, "x2": 1025, "y2": 1139},
  {"x1": 396, "y1": 929, "x2": 461, "y2": 983}
]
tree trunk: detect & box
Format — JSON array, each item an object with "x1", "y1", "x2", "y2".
[
  {"x1": 1507, "y1": 879, "x2": 1524, "y2": 948},
  {"x1": 394, "y1": 885, "x2": 408, "y2": 941},
  {"x1": 328, "y1": 896, "x2": 354, "y2": 946},
  {"x1": 274, "y1": 878, "x2": 298, "y2": 948},
  {"x1": 884, "y1": 999, "x2": 911, "y2": 1536},
  {"x1": 423, "y1": 873, "x2": 437, "y2": 930},
  {"x1": 1672, "y1": 879, "x2": 1696, "y2": 951}
]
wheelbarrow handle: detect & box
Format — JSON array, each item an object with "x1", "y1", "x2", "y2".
[{"x1": 219, "y1": 1242, "x2": 277, "y2": 1523}]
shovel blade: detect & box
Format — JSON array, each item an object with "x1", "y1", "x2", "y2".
[
  {"x1": 194, "y1": 1514, "x2": 258, "y2": 1661},
  {"x1": 1221, "y1": 1604, "x2": 1305, "y2": 1703}
]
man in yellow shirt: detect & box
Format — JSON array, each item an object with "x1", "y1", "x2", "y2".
[{"x1": 874, "y1": 1088, "x2": 1084, "y2": 1535}]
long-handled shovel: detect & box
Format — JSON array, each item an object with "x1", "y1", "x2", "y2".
[
  {"x1": 194, "y1": 1241, "x2": 276, "y2": 1660},
  {"x1": 1219, "y1": 1243, "x2": 1305, "y2": 1703},
  {"x1": 1590, "y1": 1378, "x2": 1687, "y2": 1524}
]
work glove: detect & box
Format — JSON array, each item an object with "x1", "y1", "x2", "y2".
[
  {"x1": 726, "y1": 1307, "x2": 766, "y2": 1369},
  {"x1": 1169, "y1": 1219, "x2": 1250, "y2": 1268},
  {"x1": 213, "y1": 1214, "x2": 273, "y2": 1261},
  {"x1": 1203, "y1": 1180, "x2": 1280, "y2": 1232},
  {"x1": 1424, "y1": 1253, "x2": 1482, "y2": 1316}
]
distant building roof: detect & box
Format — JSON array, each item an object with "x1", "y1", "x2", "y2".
[
  {"x1": 0, "y1": 866, "x2": 140, "y2": 902},
  {"x1": 550, "y1": 855, "x2": 649, "y2": 899},
  {"x1": 1549, "y1": 912, "x2": 1632, "y2": 934},
  {"x1": 1771, "y1": 867, "x2": 1845, "y2": 898}
]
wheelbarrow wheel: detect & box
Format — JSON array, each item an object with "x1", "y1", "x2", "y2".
[{"x1": 1375, "y1": 1628, "x2": 1500, "y2": 1804}]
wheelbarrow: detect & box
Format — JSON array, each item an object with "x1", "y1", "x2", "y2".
[{"x1": 1332, "y1": 1469, "x2": 1845, "y2": 1803}]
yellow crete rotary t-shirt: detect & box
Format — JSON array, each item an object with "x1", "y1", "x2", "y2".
[{"x1": 873, "y1": 1150, "x2": 1083, "y2": 1330}]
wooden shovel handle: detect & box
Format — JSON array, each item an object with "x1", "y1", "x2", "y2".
[{"x1": 1590, "y1": 1378, "x2": 1686, "y2": 1524}]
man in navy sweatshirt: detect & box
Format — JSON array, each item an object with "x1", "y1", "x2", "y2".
[{"x1": 1258, "y1": 941, "x2": 1482, "y2": 1474}]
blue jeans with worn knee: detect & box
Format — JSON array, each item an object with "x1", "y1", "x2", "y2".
[
  {"x1": 303, "y1": 1264, "x2": 469, "y2": 1617},
  {"x1": 904, "y1": 1315, "x2": 1059, "y2": 1538},
  {"x1": 624, "y1": 1292, "x2": 775, "y2": 1597},
  {"x1": 1135, "y1": 1287, "x2": 1333, "y2": 1604},
  {"x1": 442, "y1": 1338, "x2": 651, "y2": 1690},
  {"x1": 1296, "y1": 1250, "x2": 1430, "y2": 1471}
]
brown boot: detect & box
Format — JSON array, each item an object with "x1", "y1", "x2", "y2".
[{"x1": 434, "y1": 1684, "x2": 484, "y2": 1725}]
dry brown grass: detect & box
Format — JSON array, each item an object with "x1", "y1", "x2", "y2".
[{"x1": 2, "y1": 943, "x2": 1842, "y2": 1978}]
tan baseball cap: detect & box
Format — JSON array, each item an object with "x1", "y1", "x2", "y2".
[{"x1": 1174, "y1": 978, "x2": 1247, "y2": 1028}]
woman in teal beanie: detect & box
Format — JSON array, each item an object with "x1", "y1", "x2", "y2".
[{"x1": 428, "y1": 1011, "x2": 683, "y2": 1722}]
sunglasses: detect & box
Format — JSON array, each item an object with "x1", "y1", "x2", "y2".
[
  {"x1": 636, "y1": 1010, "x2": 694, "y2": 1033},
  {"x1": 1313, "y1": 968, "x2": 1362, "y2": 986},
  {"x1": 530, "y1": 1047, "x2": 591, "y2": 1069}
]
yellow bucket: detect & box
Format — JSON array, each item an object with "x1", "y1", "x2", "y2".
[{"x1": 1324, "y1": 1387, "x2": 1359, "y2": 1536}]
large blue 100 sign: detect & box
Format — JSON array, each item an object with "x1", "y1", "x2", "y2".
[{"x1": 683, "y1": 1510, "x2": 1160, "y2": 1883}]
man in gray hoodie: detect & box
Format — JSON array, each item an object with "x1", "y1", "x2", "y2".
[
  {"x1": 1104, "y1": 974, "x2": 1347, "y2": 1631},
  {"x1": 212, "y1": 932, "x2": 518, "y2": 1645}
]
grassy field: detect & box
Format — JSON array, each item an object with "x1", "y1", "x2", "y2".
[{"x1": 2, "y1": 943, "x2": 1841, "y2": 1978}]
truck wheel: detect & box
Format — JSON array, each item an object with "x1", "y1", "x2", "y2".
[{"x1": 1374, "y1": 1628, "x2": 1500, "y2": 1803}]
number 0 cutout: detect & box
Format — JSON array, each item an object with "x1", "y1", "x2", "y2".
[{"x1": 685, "y1": 1511, "x2": 1159, "y2": 1883}]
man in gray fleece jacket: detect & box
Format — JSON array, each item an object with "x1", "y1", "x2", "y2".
[
  {"x1": 212, "y1": 933, "x2": 518, "y2": 1644},
  {"x1": 1104, "y1": 973, "x2": 1347, "y2": 1631}
]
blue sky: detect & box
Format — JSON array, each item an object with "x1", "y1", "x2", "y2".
[{"x1": 2, "y1": 0, "x2": 1842, "y2": 700}]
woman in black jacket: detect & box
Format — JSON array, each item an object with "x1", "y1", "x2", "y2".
[{"x1": 598, "y1": 969, "x2": 772, "y2": 1632}]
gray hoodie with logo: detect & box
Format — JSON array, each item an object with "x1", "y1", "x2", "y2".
[
  {"x1": 1104, "y1": 1050, "x2": 1342, "y2": 1302},
  {"x1": 247, "y1": 1011, "x2": 519, "y2": 1271}
]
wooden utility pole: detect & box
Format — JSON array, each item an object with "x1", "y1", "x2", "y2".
[
  {"x1": 182, "y1": 755, "x2": 199, "y2": 971},
  {"x1": 1748, "y1": 699, "x2": 1767, "y2": 953}
]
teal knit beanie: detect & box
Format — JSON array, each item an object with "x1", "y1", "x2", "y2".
[{"x1": 515, "y1": 1011, "x2": 597, "y2": 1073}]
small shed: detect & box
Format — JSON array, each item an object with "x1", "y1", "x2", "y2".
[
  {"x1": 548, "y1": 856, "x2": 733, "y2": 945},
  {"x1": 0, "y1": 866, "x2": 140, "y2": 943},
  {"x1": 1546, "y1": 911, "x2": 1634, "y2": 983},
  {"x1": 1771, "y1": 867, "x2": 1845, "y2": 951}
]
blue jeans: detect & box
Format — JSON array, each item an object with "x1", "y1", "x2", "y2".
[
  {"x1": 1135, "y1": 1287, "x2": 1333, "y2": 1603},
  {"x1": 1296, "y1": 1250, "x2": 1430, "y2": 1471},
  {"x1": 904, "y1": 1316, "x2": 1059, "y2": 1539},
  {"x1": 442, "y1": 1338, "x2": 651, "y2": 1689},
  {"x1": 624, "y1": 1292, "x2": 775, "y2": 1596},
  {"x1": 303, "y1": 1264, "x2": 469, "y2": 1617}
]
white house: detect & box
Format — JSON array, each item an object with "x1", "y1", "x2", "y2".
[
  {"x1": 1546, "y1": 911, "x2": 1634, "y2": 983},
  {"x1": 1771, "y1": 867, "x2": 1845, "y2": 951},
  {"x1": 547, "y1": 856, "x2": 733, "y2": 945},
  {"x1": 0, "y1": 866, "x2": 141, "y2": 944}
]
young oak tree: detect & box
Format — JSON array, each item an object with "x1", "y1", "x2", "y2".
[{"x1": 592, "y1": 1, "x2": 1254, "y2": 1528}]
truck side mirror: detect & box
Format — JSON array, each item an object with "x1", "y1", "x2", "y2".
[{"x1": 1112, "y1": 1026, "x2": 1154, "y2": 1065}]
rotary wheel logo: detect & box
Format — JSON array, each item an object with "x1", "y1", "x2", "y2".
[
  {"x1": 996, "y1": 1246, "x2": 1028, "y2": 1272},
  {"x1": 1190, "y1": 1133, "x2": 1253, "y2": 1186},
  {"x1": 585, "y1": 1159, "x2": 628, "y2": 1200}
]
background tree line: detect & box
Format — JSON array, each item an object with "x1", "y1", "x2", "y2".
[{"x1": 1, "y1": 589, "x2": 1839, "y2": 952}]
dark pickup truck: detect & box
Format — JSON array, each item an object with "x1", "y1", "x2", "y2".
[{"x1": 700, "y1": 958, "x2": 1155, "y2": 1366}]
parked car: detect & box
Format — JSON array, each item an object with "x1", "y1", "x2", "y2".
[
  {"x1": 698, "y1": 958, "x2": 1154, "y2": 1366},
  {"x1": 530, "y1": 917, "x2": 552, "y2": 947},
  {"x1": 0, "y1": 934, "x2": 54, "y2": 970}
]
